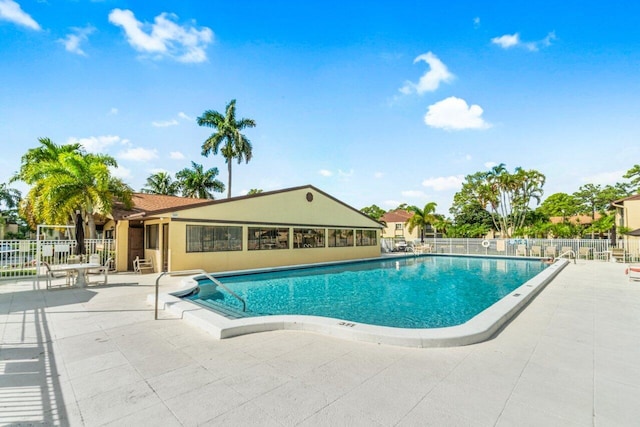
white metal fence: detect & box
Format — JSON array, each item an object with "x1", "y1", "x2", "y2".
[
  {"x1": 0, "y1": 239, "x2": 115, "y2": 280},
  {"x1": 381, "y1": 237, "x2": 640, "y2": 262}
]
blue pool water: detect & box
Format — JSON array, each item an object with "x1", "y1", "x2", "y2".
[{"x1": 185, "y1": 256, "x2": 549, "y2": 328}]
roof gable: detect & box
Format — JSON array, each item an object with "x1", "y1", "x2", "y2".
[{"x1": 113, "y1": 185, "x2": 382, "y2": 228}]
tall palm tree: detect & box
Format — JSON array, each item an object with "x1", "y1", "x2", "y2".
[
  {"x1": 405, "y1": 202, "x2": 439, "y2": 243},
  {"x1": 175, "y1": 161, "x2": 225, "y2": 199},
  {"x1": 141, "y1": 171, "x2": 180, "y2": 195},
  {"x1": 197, "y1": 99, "x2": 256, "y2": 198}
]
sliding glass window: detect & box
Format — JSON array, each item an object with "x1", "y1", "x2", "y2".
[
  {"x1": 328, "y1": 229, "x2": 354, "y2": 247},
  {"x1": 248, "y1": 227, "x2": 290, "y2": 250},
  {"x1": 356, "y1": 229, "x2": 377, "y2": 246},
  {"x1": 293, "y1": 228, "x2": 325, "y2": 248},
  {"x1": 186, "y1": 225, "x2": 242, "y2": 252}
]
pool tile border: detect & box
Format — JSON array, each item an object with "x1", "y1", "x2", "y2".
[{"x1": 150, "y1": 257, "x2": 569, "y2": 348}]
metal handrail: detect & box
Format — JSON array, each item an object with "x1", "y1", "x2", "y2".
[
  {"x1": 557, "y1": 250, "x2": 577, "y2": 264},
  {"x1": 154, "y1": 269, "x2": 247, "y2": 320}
]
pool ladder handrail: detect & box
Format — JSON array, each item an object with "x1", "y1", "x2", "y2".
[
  {"x1": 154, "y1": 269, "x2": 247, "y2": 320},
  {"x1": 557, "y1": 249, "x2": 577, "y2": 264}
]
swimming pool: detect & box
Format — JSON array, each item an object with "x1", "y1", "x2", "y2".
[
  {"x1": 159, "y1": 255, "x2": 567, "y2": 347},
  {"x1": 182, "y1": 254, "x2": 554, "y2": 322}
]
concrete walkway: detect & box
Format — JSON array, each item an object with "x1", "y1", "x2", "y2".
[{"x1": 1, "y1": 261, "x2": 639, "y2": 426}]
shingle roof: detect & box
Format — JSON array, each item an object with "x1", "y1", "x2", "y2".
[
  {"x1": 380, "y1": 210, "x2": 413, "y2": 223},
  {"x1": 613, "y1": 193, "x2": 640, "y2": 205},
  {"x1": 111, "y1": 193, "x2": 214, "y2": 220}
]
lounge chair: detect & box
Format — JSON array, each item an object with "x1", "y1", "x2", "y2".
[
  {"x1": 133, "y1": 256, "x2": 154, "y2": 274},
  {"x1": 43, "y1": 261, "x2": 73, "y2": 289},
  {"x1": 626, "y1": 265, "x2": 640, "y2": 281},
  {"x1": 611, "y1": 248, "x2": 628, "y2": 263},
  {"x1": 578, "y1": 247, "x2": 592, "y2": 260},
  {"x1": 516, "y1": 245, "x2": 527, "y2": 256},
  {"x1": 530, "y1": 246, "x2": 542, "y2": 257},
  {"x1": 87, "y1": 257, "x2": 112, "y2": 286},
  {"x1": 544, "y1": 246, "x2": 557, "y2": 258}
]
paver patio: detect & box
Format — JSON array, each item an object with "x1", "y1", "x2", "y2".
[{"x1": 1, "y1": 260, "x2": 639, "y2": 426}]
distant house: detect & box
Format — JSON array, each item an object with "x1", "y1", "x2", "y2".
[
  {"x1": 548, "y1": 213, "x2": 602, "y2": 231},
  {"x1": 611, "y1": 194, "x2": 640, "y2": 247},
  {"x1": 380, "y1": 210, "x2": 420, "y2": 241},
  {"x1": 105, "y1": 185, "x2": 383, "y2": 273}
]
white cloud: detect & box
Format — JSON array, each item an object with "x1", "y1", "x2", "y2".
[
  {"x1": 68, "y1": 135, "x2": 122, "y2": 153},
  {"x1": 118, "y1": 147, "x2": 159, "y2": 161},
  {"x1": 319, "y1": 169, "x2": 333, "y2": 177},
  {"x1": 178, "y1": 112, "x2": 192, "y2": 120},
  {"x1": 491, "y1": 33, "x2": 520, "y2": 49},
  {"x1": 169, "y1": 151, "x2": 185, "y2": 159},
  {"x1": 58, "y1": 26, "x2": 95, "y2": 56},
  {"x1": 492, "y1": 31, "x2": 556, "y2": 51},
  {"x1": 374, "y1": 172, "x2": 384, "y2": 179},
  {"x1": 400, "y1": 52, "x2": 454, "y2": 95},
  {"x1": 152, "y1": 119, "x2": 179, "y2": 127},
  {"x1": 422, "y1": 175, "x2": 464, "y2": 191},
  {"x1": 424, "y1": 96, "x2": 491, "y2": 130},
  {"x1": 484, "y1": 161, "x2": 498, "y2": 169},
  {"x1": 0, "y1": 0, "x2": 40, "y2": 30},
  {"x1": 473, "y1": 17, "x2": 480, "y2": 28},
  {"x1": 338, "y1": 169, "x2": 354, "y2": 179},
  {"x1": 541, "y1": 31, "x2": 556, "y2": 47},
  {"x1": 108, "y1": 8, "x2": 213, "y2": 63},
  {"x1": 401, "y1": 190, "x2": 426, "y2": 198},
  {"x1": 109, "y1": 107, "x2": 119, "y2": 115}
]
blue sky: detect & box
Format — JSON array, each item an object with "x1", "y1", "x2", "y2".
[{"x1": 1, "y1": 1, "x2": 639, "y2": 216}]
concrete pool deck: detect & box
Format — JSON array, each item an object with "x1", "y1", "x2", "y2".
[{"x1": 1, "y1": 261, "x2": 639, "y2": 426}]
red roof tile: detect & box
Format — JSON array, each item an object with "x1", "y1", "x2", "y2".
[
  {"x1": 111, "y1": 193, "x2": 213, "y2": 220},
  {"x1": 380, "y1": 210, "x2": 413, "y2": 223}
]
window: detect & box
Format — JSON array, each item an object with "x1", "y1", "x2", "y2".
[
  {"x1": 356, "y1": 230, "x2": 377, "y2": 246},
  {"x1": 186, "y1": 225, "x2": 242, "y2": 252},
  {"x1": 395, "y1": 224, "x2": 403, "y2": 230},
  {"x1": 248, "y1": 227, "x2": 290, "y2": 250},
  {"x1": 146, "y1": 224, "x2": 159, "y2": 249},
  {"x1": 328, "y1": 229, "x2": 354, "y2": 247},
  {"x1": 293, "y1": 228, "x2": 325, "y2": 248}
]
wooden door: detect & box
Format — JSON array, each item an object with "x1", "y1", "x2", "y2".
[
  {"x1": 162, "y1": 223, "x2": 169, "y2": 272},
  {"x1": 128, "y1": 227, "x2": 144, "y2": 271}
]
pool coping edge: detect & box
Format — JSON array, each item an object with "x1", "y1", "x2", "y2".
[{"x1": 149, "y1": 258, "x2": 569, "y2": 348}]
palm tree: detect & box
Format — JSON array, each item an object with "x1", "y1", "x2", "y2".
[
  {"x1": 12, "y1": 137, "x2": 82, "y2": 184},
  {"x1": 197, "y1": 99, "x2": 256, "y2": 198},
  {"x1": 175, "y1": 162, "x2": 225, "y2": 199},
  {"x1": 405, "y1": 202, "x2": 439, "y2": 243},
  {"x1": 141, "y1": 172, "x2": 180, "y2": 195},
  {"x1": 15, "y1": 139, "x2": 132, "y2": 238},
  {"x1": 0, "y1": 183, "x2": 20, "y2": 210}
]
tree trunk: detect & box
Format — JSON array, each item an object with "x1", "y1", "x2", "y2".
[
  {"x1": 227, "y1": 160, "x2": 232, "y2": 198},
  {"x1": 87, "y1": 211, "x2": 97, "y2": 239}
]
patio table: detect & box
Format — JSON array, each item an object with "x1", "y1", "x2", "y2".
[{"x1": 51, "y1": 263, "x2": 101, "y2": 288}]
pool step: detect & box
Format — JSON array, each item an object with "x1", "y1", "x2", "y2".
[{"x1": 195, "y1": 298, "x2": 253, "y2": 319}]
